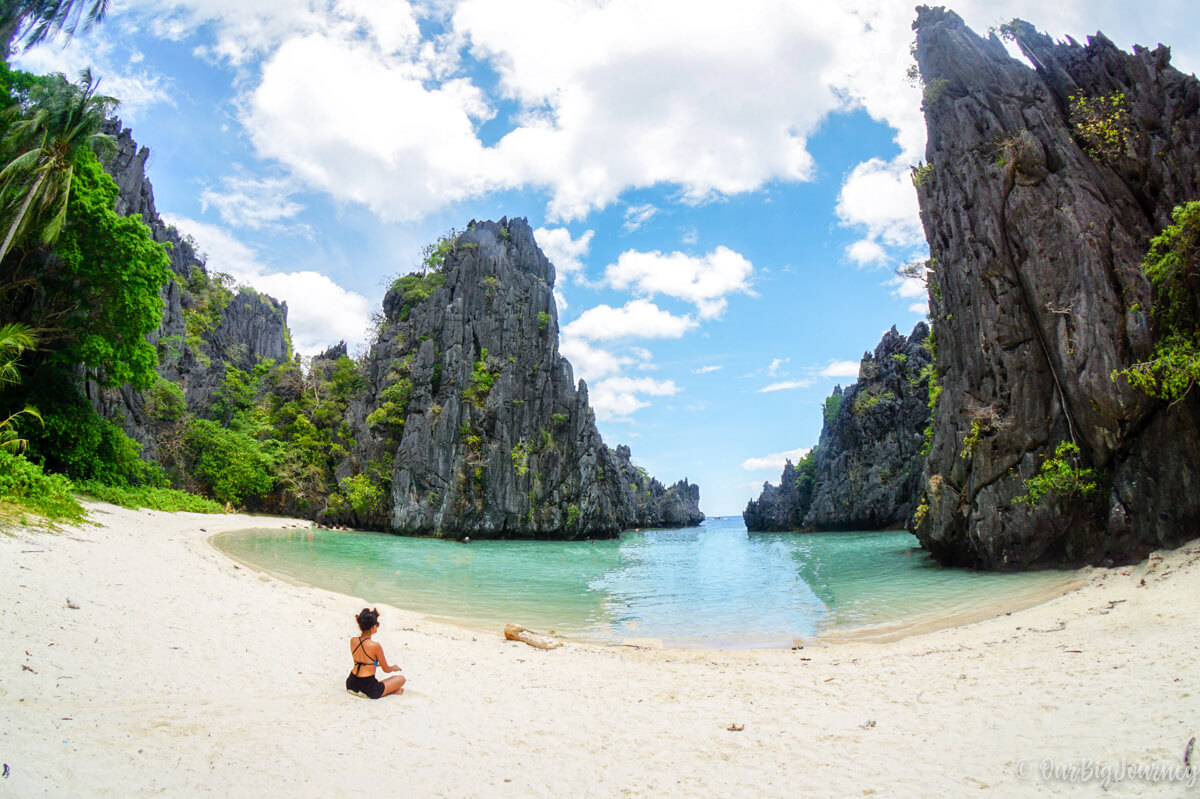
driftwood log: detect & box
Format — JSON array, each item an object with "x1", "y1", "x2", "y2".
[{"x1": 504, "y1": 623, "x2": 562, "y2": 650}]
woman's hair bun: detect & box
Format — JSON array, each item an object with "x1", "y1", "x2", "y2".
[{"x1": 356, "y1": 607, "x2": 380, "y2": 632}]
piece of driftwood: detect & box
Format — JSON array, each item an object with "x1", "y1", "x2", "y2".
[{"x1": 504, "y1": 623, "x2": 562, "y2": 650}]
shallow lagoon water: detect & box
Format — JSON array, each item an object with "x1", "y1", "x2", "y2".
[{"x1": 213, "y1": 517, "x2": 1080, "y2": 648}]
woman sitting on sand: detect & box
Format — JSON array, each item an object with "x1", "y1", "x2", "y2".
[{"x1": 346, "y1": 607, "x2": 406, "y2": 699}]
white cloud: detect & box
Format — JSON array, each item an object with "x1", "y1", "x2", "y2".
[
  {"x1": 589, "y1": 376, "x2": 679, "y2": 421},
  {"x1": 836, "y1": 156, "x2": 925, "y2": 268},
  {"x1": 819, "y1": 360, "x2": 861, "y2": 378},
  {"x1": 623, "y1": 203, "x2": 658, "y2": 232},
  {"x1": 163, "y1": 215, "x2": 371, "y2": 355},
  {"x1": 758, "y1": 379, "x2": 815, "y2": 393},
  {"x1": 557, "y1": 336, "x2": 631, "y2": 383},
  {"x1": 847, "y1": 239, "x2": 888, "y2": 267},
  {"x1": 693, "y1": 365, "x2": 722, "y2": 374},
  {"x1": 534, "y1": 226, "x2": 594, "y2": 279},
  {"x1": 768, "y1": 357, "x2": 789, "y2": 377},
  {"x1": 741, "y1": 447, "x2": 810, "y2": 472},
  {"x1": 66, "y1": 0, "x2": 1200, "y2": 229},
  {"x1": 563, "y1": 299, "x2": 696, "y2": 342},
  {"x1": 887, "y1": 272, "x2": 928, "y2": 300},
  {"x1": 604, "y1": 246, "x2": 754, "y2": 320},
  {"x1": 12, "y1": 34, "x2": 172, "y2": 119},
  {"x1": 200, "y1": 172, "x2": 305, "y2": 229},
  {"x1": 909, "y1": 300, "x2": 929, "y2": 315}
]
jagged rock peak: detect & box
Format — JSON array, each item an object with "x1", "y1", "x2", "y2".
[
  {"x1": 910, "y1": 9, "x2": 1200, "y2": 568},
  {"x1": 337, "y1": 218, "x2": 701, "y2": 538},
  {"x1": 744, "y1": 323, "x2": 931, "y2": 533}
]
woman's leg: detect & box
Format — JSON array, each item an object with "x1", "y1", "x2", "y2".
[{"x1": 382, "y1": 675, "x2": 406, "y2": 696}]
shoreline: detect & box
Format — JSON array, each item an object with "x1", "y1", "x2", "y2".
[
  {"x1": 209, "y1": 523, "x2": 1089, "y2": 651},
  {"x1": 3, "y1": 502, "x2": 1199, "y2": 797}
]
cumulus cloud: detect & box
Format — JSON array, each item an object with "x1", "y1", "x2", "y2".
[
  {"x1": 164, "y1": 215, "x2": 371, "y2": 355},
  {"x1": 534, "y1": 226, "x2": 594, "y2": 279},
  {"x1": 604, "y1": 246, "x2": 754, "y2": 320},
  {"x1": 12, "y1": 33, "x2": 172, "y2": 119},
  {"x1": 819, "y1": 360, "x2": 861, "y2": 378},
  {"x1": 741, "y1": 447, "x2": 810, "y2": 472},
  {"x1": 836, "y1": 156, "x2": 925, "y2": 267},
  {"x1": 200, "y1": 172, "x2": 305, "y2": 229},
  {"x1": 558, "y1": 336, "x2": 631, "y2": 383},
  {"x1": 563, "y1": 299, "x2": 697, "y2": 342},
  {"x1": 589, "y1": 376, "x2": 679, "y2": 421}
]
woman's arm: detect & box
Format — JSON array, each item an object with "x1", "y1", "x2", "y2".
[{"x1": 368, "y1": 640, "x2": 401, "y2": 673}]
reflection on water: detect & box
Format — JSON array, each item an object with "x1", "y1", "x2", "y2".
[{"x1": 213, "y1": 517, "x2": 1079, "y2": 648}]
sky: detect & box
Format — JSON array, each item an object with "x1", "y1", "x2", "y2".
[{"x1": 14, "y1": 0, "x2": 1199, "y2": 515}]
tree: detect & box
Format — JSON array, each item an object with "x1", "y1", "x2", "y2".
[
  {"x1": 2, "y1": 1, "x2": 110, "y2": 56},
  {"x1": 0, "y1": 321, "x2": 40, "y2": 453},
  {"x1": 0, "y1": 68, "x2": 116, "y2": 263}
]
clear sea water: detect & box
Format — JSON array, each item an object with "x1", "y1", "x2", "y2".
[{"x1": 212, "y1": 516, "x2": 1080, "y2": 648}]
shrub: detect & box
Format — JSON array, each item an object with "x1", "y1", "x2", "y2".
[
  {"x1": 184, "y1": 418, "x2": 275, "y2": 506},
  {"x1": 1012, "y1": 441, "x2": 1101, "y2": 508},
  {"x1": 1114, "y1": 201, "x2": 1200, "y2": 401},
  {"x1": 73, "y1": 480, "x2": 223, "y2": 513},
  {"x1": 0, "y1": 450, "x2": 85, "y2": 525}
]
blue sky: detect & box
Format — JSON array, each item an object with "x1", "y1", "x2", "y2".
[{"x1": 14, "y1": 0, "x2": 1199, "y2": 514}]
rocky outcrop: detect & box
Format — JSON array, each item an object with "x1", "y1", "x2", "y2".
[
  {"x1": 86, "y1": 120, "x2": 291, "y2": 456},
  {"x1": 744, "y1": 323, "x2": 932, "y2": 532},
  {"x1": 333, "y1": 218, "x2": 702, "y2": 538},
  {"x1": 910, "y1": 8, "x2": 1200, "y2": 568}
]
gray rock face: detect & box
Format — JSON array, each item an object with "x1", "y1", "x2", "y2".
[
  {"x1": 334, "y1": 218, "x2": 703, "y2": 537},
  {"x1": 88, "y1": 120, "x2": 291, "y2": 456},
  {"x1": 743, "y1": 324, "x2": 931, "y2": 532},
  {"x1": 910, "y1": 8, "x2": 1200, "y2": 568}
]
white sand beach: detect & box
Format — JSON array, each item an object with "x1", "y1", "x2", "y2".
[{"x1": 2, "y1": 503, "x2": 1198, "y2": 797}]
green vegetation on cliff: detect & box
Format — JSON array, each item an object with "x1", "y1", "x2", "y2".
[{"x1": 1116, "y1": 201, "x2": 1200, "y2": 402}]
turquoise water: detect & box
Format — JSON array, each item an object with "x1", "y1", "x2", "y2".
[{"x1": 212, "y1": 517, "x2": 1080, "y2": 648}]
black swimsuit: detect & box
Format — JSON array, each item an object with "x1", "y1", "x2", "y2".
[{"x1": 346, "y1": 637, "x2": 385, "y2": 699}]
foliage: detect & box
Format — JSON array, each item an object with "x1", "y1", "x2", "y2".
[
  {"x1": 0, "y1": 69, "x2": 117, "y2": 263},
  {"x1": 184, "y1": 418, "x2": 275, "y2": 506},
  {"x1": 1114, "y1": 201, "x2": 1200, "y2": 401},
  {"x1": 329, "y1": 473, "x2": 385, "y2": 519},
  {"x1": 510, "y1": 439, "x2": 531, "y2": 477},
  {"x1": 0, "y1": 448, "x2": 84, "y2": 525},
  {"x1": 566, "y1": 503, "x2": 580, "y2": 528},
  {"x1": 911, "y1": 162, "x2": 934, "y2": 188},
  {"x1": 463, "y1": 348, "x2": 497, "y2": 409},
  {"x1": 791, "y1": 447, "x2": 820, "y2": 492},
  {"x1": 5, "y1": 0, "x2": 111, "y2": 52},
  {"x1": 73, "y1": 479, "x2": 223, "y2": 513},
  {"x1": 959, "y1": 419, "x2": 983, "y2": 459},
  {"x1": 537, "y1": 311, "x2": 550, "y2": 331},
  {"x1": 1068, "y1": 92, "x2": 1134, "y2": 165},
  {"x1": 145, "y1": 378, "x2": 186, "y2": 422},
  {"x1": 365, "y1": 372, "x2": 413, "y2": 434},
  {"x1": 852, "y1": 388, "x2": 894, "y2": 417},
  {"x1": 0, "y1": 322, "x2": 39, "y2": 453},
  {"x1": 1012, "y1": 441, "x2": 1101, "y2": 508},
  {"x1": 20, "y1": 378, "x2": 162, "y2": 485},
  {"x1": 922, "y1": 78, "x2": 950, "y2": 107},
  {"x1": 388, "y1": 271, "x2": 445, "y2": 322},
  {"x1": 822, "y1": 392, "x2": 842, "y2": 425},
  {"x1": 552, "y1": 412, "x2": 569, "y2": 426},
  {"x1": 182, "y1": 265, "x2": 235, "y2": 355}
]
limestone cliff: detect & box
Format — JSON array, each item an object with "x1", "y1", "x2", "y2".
[
  {"x1": 910, "y1": 8, "x2": 1200, "y2": 567},
  {"x1": 331, "y1": 218, "x2": 702, "y2": 537},
  {"x1": 744, "y1": 323, "x2": 931, "y2": 532},
  {"x1": 86, "y1": 120, "x2": 290, "y2": 458}
]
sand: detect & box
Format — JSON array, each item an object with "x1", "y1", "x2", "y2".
[{"x1": 2, "y1": 502, "x2": 1198, "y2": 798}]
